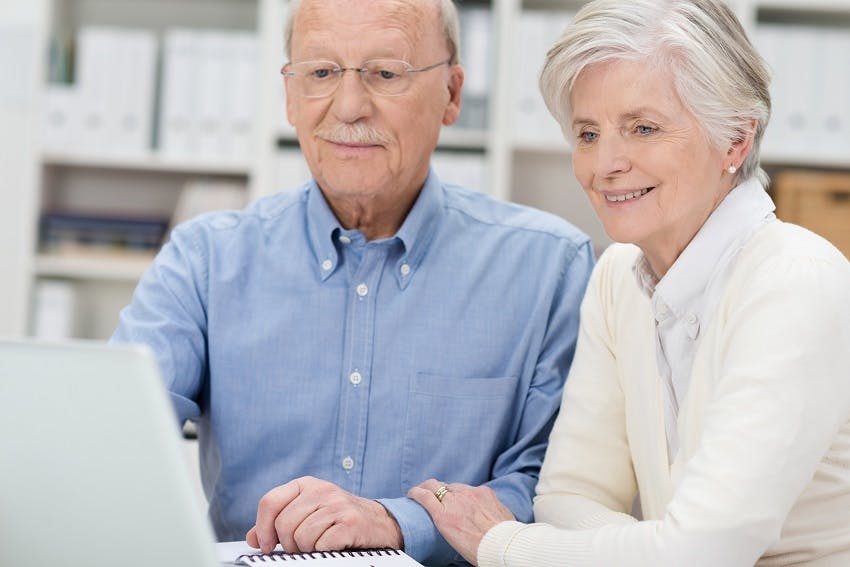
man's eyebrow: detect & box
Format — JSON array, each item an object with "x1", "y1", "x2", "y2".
[{"x1": 571, "y1": 117, "x2": 596, "y2": 130}]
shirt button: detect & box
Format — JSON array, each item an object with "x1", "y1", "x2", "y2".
[
  {"x1": 321, "y1": 259, "x2": 333, "y2": 271},
  {"x1": 339, "y1": 235, "x2": 351, "y2": 244},
  {"x1": 400, "y1": 263, "x2": 411, "y2": 276},
  {"x1": 341, "y1": 456, "x2": 354, "y2": 471},
  {"x1": 686, "y1": 312, "x2": 698, "y2": 325},
  {"x1": 349, "y1": 371, "x2": 362, "y2": 385},
  {"x1": 356, "y1": 283, "x2": 368, "y2": 297}
]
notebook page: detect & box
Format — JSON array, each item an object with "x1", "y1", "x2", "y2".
[{"x1": 235, "y1": 548, "x2": 424, "y2": 566}]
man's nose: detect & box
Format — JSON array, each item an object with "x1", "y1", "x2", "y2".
[{"x1": 330, "y1": 69, "x2": 373, "y2": 123}]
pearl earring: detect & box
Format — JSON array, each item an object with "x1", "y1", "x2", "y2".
[{"x1": 727, "y1": 165, "x2": 737, "y2": 174}]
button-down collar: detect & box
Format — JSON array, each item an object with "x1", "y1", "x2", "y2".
[
  {"x1": 304, "y1": 169, "x2": 445, "y2": 289},
  {"x1": 391, "y1": 170, "x2": 444, "y2": 290},
  {"x1": 306, "y1": 180, "x2": 344, "y2": 282}
]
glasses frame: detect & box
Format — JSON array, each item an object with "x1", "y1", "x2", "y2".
[{"x1": 280, "y1": 58, "x2": 452, "y2": 98}]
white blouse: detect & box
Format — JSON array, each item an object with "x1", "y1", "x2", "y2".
[{"x1": 633, "y1": 178, "x2": 776, "y2": 461}]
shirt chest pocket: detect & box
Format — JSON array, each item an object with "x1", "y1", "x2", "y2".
[{"x1": 401, "y1": 372, "x2": 519, "y2": 491}]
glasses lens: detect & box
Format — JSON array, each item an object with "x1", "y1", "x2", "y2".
[
  {"x1": 292, "y1": 61, "x2": 340, "y2": 97},
  {"x1": 363, "y1": 59, "x2": 411, "y2": 96}
]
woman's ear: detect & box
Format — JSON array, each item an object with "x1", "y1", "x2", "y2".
[{"x1": 726, "y1": 118, "x2": 758, "y2": 170}]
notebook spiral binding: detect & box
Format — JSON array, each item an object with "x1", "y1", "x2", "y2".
[{"x1": 237, "y1": 548, "x2": 405, "y2": 563}]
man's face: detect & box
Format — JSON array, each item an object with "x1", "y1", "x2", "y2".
[{"x1": 286, "y1": 0, "x2": 463, "y2": 205}]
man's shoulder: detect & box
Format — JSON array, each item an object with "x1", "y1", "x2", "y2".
[
  {"x1": 441, "y1": 183, "x2": 590, "y2": 248},
  {"x1": 174, "y1": 187, "x2": 308, "y2": 237}
]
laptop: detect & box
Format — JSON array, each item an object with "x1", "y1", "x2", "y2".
[{"x1": 0, "y1": 339, "x2": 220, "y2": 567}]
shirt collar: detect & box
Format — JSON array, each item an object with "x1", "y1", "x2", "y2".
[
  {"x1": 306, "y1": 180, "x2": 344, "y2": 281},
  {"x1": 633, "y1": 177, "x2": 776, "y2": 313},
  {"x1": 392, "y1": 168, "x2": 444, "y2": 289},
  {"x1": 305, "y1": 169, "x2": 445, "y2": 287}
]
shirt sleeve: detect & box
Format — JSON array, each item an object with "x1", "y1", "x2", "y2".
[
  {"x1": 478, "y1": 252, "x2": 850, "y2": 567},
  {"x1": 110, "y1": 223, "x2": 209, "y2": 424},
  {"x1": 383, "y1": 239, "x2": 595, "y2": 566}
]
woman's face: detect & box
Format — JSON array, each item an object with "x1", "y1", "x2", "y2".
[{"x1": 569, "y1": 58, "x2": 733, "y2": 275}]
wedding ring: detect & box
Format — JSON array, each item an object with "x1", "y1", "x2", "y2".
[{"x1": 434, "y1": 484, "x2": 449, "y2": 503}]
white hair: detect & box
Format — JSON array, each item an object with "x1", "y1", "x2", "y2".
[
  {"x1": 284, "y1": 0, "x2": 461, "y2": 65},
  {"x1": 540, "y1": 0, "x2": 772, "y2": 186}
]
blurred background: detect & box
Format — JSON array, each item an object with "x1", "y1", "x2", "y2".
[{"x1": 1, "y1": 0, "x2": 849, "y2": 342}]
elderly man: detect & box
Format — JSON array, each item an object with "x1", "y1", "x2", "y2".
[{"x1": 112, "y1": 0, "x2": 593, "y2": 565}]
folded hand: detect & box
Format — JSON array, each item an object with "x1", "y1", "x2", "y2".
[{"x1": 246, "y1": 476, "x2": 403, "y2": 554}]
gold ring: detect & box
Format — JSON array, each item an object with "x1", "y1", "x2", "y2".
[{"x1": 434, "y1": 485, "x2": 449, "y2": 503}]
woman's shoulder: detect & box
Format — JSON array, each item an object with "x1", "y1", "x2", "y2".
[
  {"x1": 727, "y1": 220, "x2": 850, "y2": 304},
  {"x1": 740, "y1": 220, "x2": 850, "y2": 275}
]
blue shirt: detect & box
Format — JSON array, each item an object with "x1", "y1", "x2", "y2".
[{"x1": 112, "y1": 171, "x2": 594, "y2": 566}]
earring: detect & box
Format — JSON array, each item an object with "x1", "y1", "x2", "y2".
[{"x1": 727, "y1": 165, "x2": 737, "y2": 174}]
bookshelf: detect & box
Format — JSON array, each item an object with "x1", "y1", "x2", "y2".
[{"x1": 3, "y1": 0, "x2": 850, "y2": 339}]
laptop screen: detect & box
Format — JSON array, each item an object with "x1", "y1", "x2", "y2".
[{"x1": 0, "y1": 339, "x2": 220, "y2": 567}]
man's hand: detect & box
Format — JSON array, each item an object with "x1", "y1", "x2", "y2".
[{"x1": 245, "y1": 476, "x2": 404, "y2": 554}]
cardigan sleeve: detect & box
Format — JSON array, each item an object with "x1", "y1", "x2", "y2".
[
  {"x1": 532, "y1": 247, "x2": 640, "y2": 529},
  {"x1": 478, "y1": 246, "x2": 850, "y2": 567}
]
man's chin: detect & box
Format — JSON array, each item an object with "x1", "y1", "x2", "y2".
[{"x1": 317, "y1": 174, "x2": 389, "y2": 198}]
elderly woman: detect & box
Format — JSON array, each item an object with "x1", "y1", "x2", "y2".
[{"x1": 408, "y1": 0, "x2": 850, "y2": 565}]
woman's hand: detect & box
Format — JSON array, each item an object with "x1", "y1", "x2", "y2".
[{"x1": 408, "y1": 479, "x2": 515, "y2": 565}]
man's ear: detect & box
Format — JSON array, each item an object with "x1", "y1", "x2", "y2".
[
  {"x1": 284, "y1": 74, "x2": 297, "y2": 126},
  {"x1": 442, "y1": 64, "x2": 464, "y2": 126}
]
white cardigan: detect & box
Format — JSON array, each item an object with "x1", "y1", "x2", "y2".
[{"x1": 479, "y1": 221, "x2": 850, "y2": 567}]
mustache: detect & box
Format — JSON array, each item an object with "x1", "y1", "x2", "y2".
[{"x1": 316, "y1": 122, "x2": 390, "y2": 146}]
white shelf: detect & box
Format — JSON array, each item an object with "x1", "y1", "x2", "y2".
[
  {"x1": 761, "y1": 150, "x2": 850, "y2": 170},
  {"x1": 42, "y1": 150, "x2": 252, "y2": 176},
  {"x1": 35, "y1": 251, "x2": 155, "y2": 282},
  {"x1": 438, "y1": 128, "x2": 489, "y2": 150},
  {"x1": 276, "y1": 128, "x2": 298, "y2": 143}
]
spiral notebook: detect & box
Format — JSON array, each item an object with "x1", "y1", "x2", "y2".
[{"x1": 235, "y1": 548, "x2": 424, "y2": 565}]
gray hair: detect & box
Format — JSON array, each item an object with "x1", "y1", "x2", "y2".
[
  {"x1": 284, "y1": 0, "x2": 461, "y2": 65},
  {"x1": 540, "y1": 0, "x2": 771, "y2": 185}
]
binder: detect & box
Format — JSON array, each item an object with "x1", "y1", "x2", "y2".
[
  {"x1": 457, "y1": 6, "x2": 492, "y2": 130},
  {"x1": 197, "y1": 31, "x2": 227, "y2": 159},
  {"x1": 816, "y1": 28, "x2": 850, "y2": 158},
  {"x1": 43, "y1": 84, "x2": 79, "y2": 151},
  {"x1": 160, "y1": 29, "x2": 201, "y2": 157},
  {"x1": 75, "y1": 27, "x2": 156, "y2": 155},
  {"x1": 754, "y1": 24, "x2": 784, "y2": 156},
  {"x1": 228, "y1": 33, "x2": 259, "y2": 160},
  {"x1": 512, "y1": 10, "x2": 574, "y2": 146}
]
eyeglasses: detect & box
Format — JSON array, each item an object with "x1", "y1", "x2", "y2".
[{"x1": 281, "y1": 58, "x2": 451, "y2": 98}]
